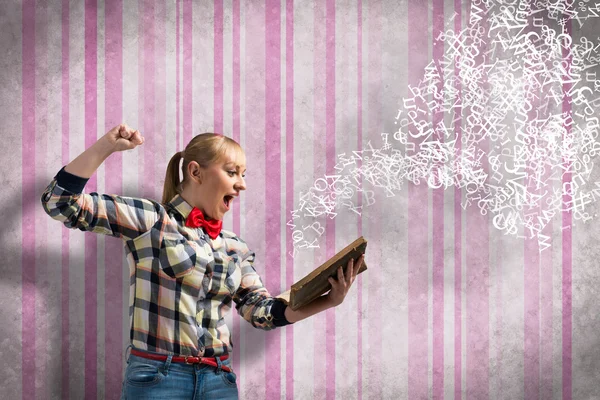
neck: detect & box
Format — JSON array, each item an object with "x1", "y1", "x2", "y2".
[{"x1": 180, "y1": 192, "x2": 219, "y2": 221}]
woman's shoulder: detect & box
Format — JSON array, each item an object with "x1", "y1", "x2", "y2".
[
  {"x1": 220, "y1": 229, "x2": 251, "y2": 253},
  {"x1": 220, "y1": 228, "x2": 243, "y2": 242}
]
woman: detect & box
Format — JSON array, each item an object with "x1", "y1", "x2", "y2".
[{"x1": 41, "y1": 124, "x2": 364, "y2": 399}]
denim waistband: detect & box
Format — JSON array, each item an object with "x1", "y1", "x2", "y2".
[{"x1": 126, "y1": 345, "x2": 233, "y2": 375}]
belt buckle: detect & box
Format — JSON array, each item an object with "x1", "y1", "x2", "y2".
[{"x1": 184, "y1": 355, "x2": 195, "y2": 365}]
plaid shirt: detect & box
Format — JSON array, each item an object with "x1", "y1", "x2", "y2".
[{"x1": 41, "y1": 167, "x2": 290, "y2": 357}]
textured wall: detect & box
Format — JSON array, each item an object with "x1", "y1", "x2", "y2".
[{"x1": 1, "y1": 0, "x2": 600, "y2": 399}]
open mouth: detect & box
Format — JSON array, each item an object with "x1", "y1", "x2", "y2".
[{"x1": 223, "y1": 195, "x2": 233, "y2": 210}]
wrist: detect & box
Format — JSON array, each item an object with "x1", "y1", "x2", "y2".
[
  {"x1": 64, "y1": 136, "x2": 115, "y2": 179},
  {"x1": 95, "y1": 135, "x2": 116, "y2": 158},
  {"x1": 324, "y1": 294, "x2": 339, "y2": 309}
]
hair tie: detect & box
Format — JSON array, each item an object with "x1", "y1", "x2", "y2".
[{"x1": 178, "y1": 153, "x2": 185, "y2": 184}]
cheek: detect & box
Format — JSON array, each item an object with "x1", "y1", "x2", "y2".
[{"x1": 219, "y1": 177, "x2": 231, "y2": 190}]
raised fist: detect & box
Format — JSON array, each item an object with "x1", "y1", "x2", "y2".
[{"x1": 104, "y1": 124, "x2": 144, "y2": 152}]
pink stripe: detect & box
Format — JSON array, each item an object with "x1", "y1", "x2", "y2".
[
  {"x1": 84, "y1": 1, "x2": 98, "y2": 398},
  {"x1": 265, "y1": 1, "x2": 282, "y2": 398},
  {"x1": 176, "y1": 0, "x2": 180, "y2": 151},
  {"x1": 104, "y1": 1, "x2": 124, "y2": 397},
  {"x1": 21, "y1": 1, "x2": 36, "y2": 399},
  {"x1": 407, "y1": 0, "x2": 428, "y2": 398},
  {"x1": 324, "y1": 0, "x2": 336, "y2": 398},
  {"x1": 183, "y1": 0, "x2": 192, "y2": 145},
  {"x1": 356, "y1": 0, "x2": 363, "y2": 398},
  {"x1": 285, "y1": 1, "x2": 295, "y2": 398},
  {"x1": 61, "y1": 0, "x2": 71, "y2": 397},
  {"x1": 61, "y1": 231, "x2": 70, "y2": 398},
  {"x1": 155, "y1": 0, "x2": 166, "y2": 200},
  {"x1": 432, "y1": 0, "x2": 444, "y2": 398},
  {"x1": 232, "y1": 0, "x2": 241, "y2": 377},
  {"x1": 453, "y1": 1, "x2": 462, "y2": 397},
  {"x1": 35, "y1": 1, "x2": 49, "y2": 396},
  {"x1": 562, "y1": 19, "x2": 573, "y2": 400},
  {"x1": 214, "y1": 0, "x2": 223, "y2": 133},
  {"x1": 154, "y1": 0, "x2": 167, "y2": 243},
  {"x1": 142, "y1": 0, "x2": 155, "y2": 200},
  {"x1": 313, "y1": 1, "x2": 327, "y2": 397}
]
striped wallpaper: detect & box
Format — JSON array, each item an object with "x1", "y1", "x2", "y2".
[{"x1": 2, "y1": 0, "x2": 600, "y2": 399}]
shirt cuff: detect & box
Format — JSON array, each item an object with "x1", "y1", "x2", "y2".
[
  {"x1": 55, "y1": 166, "x2": 89, "y2": 194},
  {"x1": 271, "y1": 298, "x2": 293, "y2": 327}
]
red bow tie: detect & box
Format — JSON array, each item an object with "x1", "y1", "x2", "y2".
[{"x1": 185, "y1": 207, "x2": 222, "y2": 239}]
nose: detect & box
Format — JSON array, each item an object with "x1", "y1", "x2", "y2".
[{"x1": 235, "y1": 176, "x2": 246, "y2": 192}]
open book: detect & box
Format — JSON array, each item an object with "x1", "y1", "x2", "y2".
[{"x1": 276, "y1": 236, "x2": 368, "y2": 311}]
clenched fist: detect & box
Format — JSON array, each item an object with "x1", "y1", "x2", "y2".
[{"x1": 104, "y1": 124, "x2": 144, "y2": 152}]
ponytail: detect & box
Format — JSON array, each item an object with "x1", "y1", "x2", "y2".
[{"x1": 162, "y1": 151, "x2": 184, "y2": 205}]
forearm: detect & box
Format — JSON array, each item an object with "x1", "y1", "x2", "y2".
[
  {"x1": 64, "y1": 136, "x2": 114, "y2": 178},
  {"x1": 283, "y1": 295, "x2": 334, "y2": 324}
]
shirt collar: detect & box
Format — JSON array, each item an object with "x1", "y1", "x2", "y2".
[{"x1": 167, "y1": 194, "x2": 194, "y2": 220}]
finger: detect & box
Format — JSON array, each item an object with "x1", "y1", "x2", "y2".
[
  {"x1": 346, "y1": 259, "x2": 354, "y2": 284},
  {"x1": 133, "y1": 130, "x2": 144, "y2": 144},
  {"x1": 338, "y1": 266, "x2": 345, "y2": 283},
  {"x1": 119, "y1": 125, "x2": 132, "y2": 139},
  {"x1": 354, "y1": 255, "x2": 364, "y2": 275}
]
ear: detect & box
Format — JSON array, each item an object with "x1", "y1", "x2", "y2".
[{"x1": 187, "y1": 161, "x2": 204, "y2": 184}]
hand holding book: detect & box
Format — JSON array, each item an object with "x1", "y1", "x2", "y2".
[
  {"x1": 326, "y1": 253, "x2": 365, "y2": 307},
  {"x1": 277, "y1": 237, "x2": 368, "y2": 311}
]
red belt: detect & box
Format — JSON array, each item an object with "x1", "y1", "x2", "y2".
[{"x1": 130, "y1": 349, "x2": 232, "y2": 373}]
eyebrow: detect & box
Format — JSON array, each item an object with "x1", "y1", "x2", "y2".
[{"x1": 224, "y1": 163, "x2": 247, "y2": 173}]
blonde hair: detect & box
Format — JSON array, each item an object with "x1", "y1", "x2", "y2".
[{"x1": 162, "y1": 133, "x2": 244, "y2": 205}]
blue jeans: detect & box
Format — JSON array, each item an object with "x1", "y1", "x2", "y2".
[{"x1": 120, "y1": 348, "x2": 239, "y2": 400}]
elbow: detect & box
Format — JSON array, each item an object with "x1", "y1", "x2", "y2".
[
  {"x1": 40, "y1": 189, "x2": 80, "y2": 228},
  {"x1": 40, "y1": 189, "x2": 62, "y2": 219},
  {"x1": 250, "y1": 317, "x2": 277, "y2": 331},
  {"x1": 40, "y1": 188, "x2": 53, "y2": 214},
  {"x1": 241, "y1": 299, "x2": 292, "y2": 330}
]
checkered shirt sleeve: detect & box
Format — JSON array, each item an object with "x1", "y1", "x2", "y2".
[
  {"x1": 41, "y1": 166, "x2": 161, "y2": 240},
  {"x1": 232, "y1": 238, "x2": 289, "y2": 330}
]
